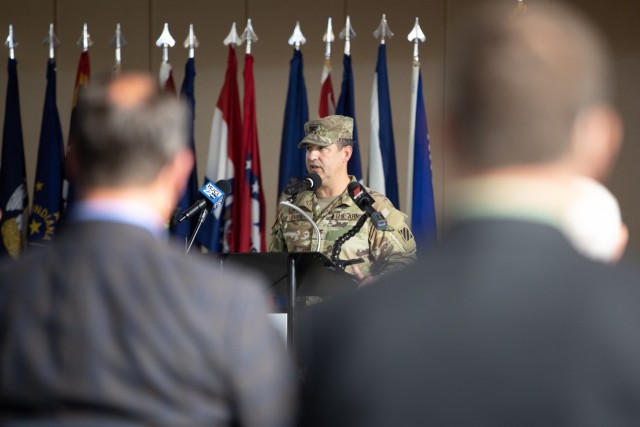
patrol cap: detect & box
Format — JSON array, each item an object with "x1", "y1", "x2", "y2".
[{"x1": 298, "y1": 115, "x2": 354, "y2": 148}]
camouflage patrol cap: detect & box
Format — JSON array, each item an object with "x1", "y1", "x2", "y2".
[{"x1": 298, "y1": 115, "x2": 354, "y2": 148}]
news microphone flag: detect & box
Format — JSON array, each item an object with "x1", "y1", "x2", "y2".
[
  {"x1": 0, "y1": 58, "x2": 28, "y2": 259},
  {"x1": 368, "y1": 44, "x2": 399, "y2": 207},
  {"x1": 277, "y1": 49, "x2": 309, "y2": 196},
  {"x1": 335, "y1": 53, "x2": 362, "y2": 181},
  {"x1": 170, "y1": 57, "x2": 199, "y2": 241},
  {"x1": 197, "y1": 45, "x2": 242, "y2": 253},
  {"x1": 199, "y1": 181, "x2": 224, "y2": 210},
  {"x1": 28, "y1": 59, "x2": 65, "y2": 248},
  {"x1": 407, "y1": 61, "x2": 436, "y2": 249},
  {"x1": 235, "y1": 53, "x2": 266, "y2": 252}
]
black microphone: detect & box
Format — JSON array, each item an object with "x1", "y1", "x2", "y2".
[
  {"x1": 347, "y1": 182, "x2": 388, "y2": 231},
  {"x1": 178, "y1": 179, "x2": 231, "y2": 223},
  {"x1": 284, "y1": 173, "x2": 322, "y2": 196}
]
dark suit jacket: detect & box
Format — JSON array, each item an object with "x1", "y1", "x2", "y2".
[
  {"x1": 0, "y1": 221, "x2": 293, "y2": 427},
  {"x1": 298, "y1": 219, "x2": 640, "y2": 427}
]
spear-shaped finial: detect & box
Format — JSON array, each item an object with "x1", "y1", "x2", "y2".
[
  {"x1": 373, "y1": 14, "x2": 393, "y2": 45},
  {"x1": 339, "y1": 15, "x2": 357, "y2": 56},
  {"x1": 110, "y1": 23, "x2": 127, "y2": 67},
  {"x1": 155, "y1": 23, "x2": 175, "y2": 63},
  {"x1": 223, "y1": 22, "x2": 241, "y2": 47},
  {"x1": 407, "y1": 17, "x2": 426, "y2": 62},
  {"x1": 43, "y1": 23, "x2": 60, "y2": 60},
  {"x1": 288, "y1": 21, "x2": 307, "y2": 50},
  {"x1": 323, "y1": 17, "x2": 334, "y2": 59},
  {"x1": 240, "y1": 19, "x2": 258, "y2": 54},
  {"x1": 77, "y1": 23, "x2": 93, "y2": 52},
  {"x1": 183, "y1": 24, "x2": 199, "y2": 58},
  {"x1": 5, "y1": 25, "x2": 17, "y2": 59}
]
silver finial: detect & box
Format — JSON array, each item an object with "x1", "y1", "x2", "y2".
[
  {"x1": 223, "y1": 22, "x2": 241, "y2": 47},
  {"x1": 339, "y1": 16, "x2": 357, "y2": 56},
  {"x1": 407, "y1": 17, "x2": 426, "y2": 61},
  {"x1": 240, "y1": 19, "x2": 258, "y2": 54},
  {"x1": 155, "y1": 23, "x2": 175, "y2": 63},
  {"x1": 183, "y1": 24, "x2": 199, "y2": 58},
  {"x1": 288, "y1": 21, "x2": 307, "y2": 50},
  {"x1": 43, "y1": 23, "x2": 60, "y2": 60},
  {"x1": 5, "y1": 25, "x2": 17, "y2": 59},
  {"x1": 373, "y1": 14, "x2": 393, "y2": 45},
  {"x1": 322, "y1": 17, "x2": 334, "y2": 59},
  {"x1": 76, "y1": 23, "x2": 93, "y2": 52},
  {"x1": 110, "y1": 23, "x2": 127, "y2": 65}
]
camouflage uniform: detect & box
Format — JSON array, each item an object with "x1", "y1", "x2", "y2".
[{"x1": 269, "y1": 176, "x2": 417, "y2": 278}]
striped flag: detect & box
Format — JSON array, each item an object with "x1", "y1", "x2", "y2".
[
  {"x1": 64, "y1": 51, "x2": 90, "y2": 212},
  {"x1": 235, "y1": 53, "x2": 266, "y2": 252},
  {"x1": 407, "y1": 61, "x2": 436, "y2": 249},
  {"x1": 28, "y1": 59, "x2": 65, "y2": 248},
  {"x1": 169, "y1": 57, "x2": 199, "y2": 243},
  {"x1": 318, "y1": 58, "x2": 335, "y2": 118},
  {"x1": 0, "y1": 58, "x2": 28, "y2": 259},
  {"x1": 277, "y1": 49, "x2": 309, "y2": 196},
  {"x1": 335, "y1": 53, "x2": 362, "y2": 180},
  {"x1": 197, "y1": 45, "x2": 242, "y2": 253},
  {"x1": 368, "y1": 44, "x2": 399, "y2": 207}
]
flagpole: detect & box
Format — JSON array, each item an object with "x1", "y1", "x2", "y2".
[
  {"x1": 339, "y1": 15, "x2": 356, "y2": 57},
  {"x1": 5, "y1": 25, "x2": 16, "y2": 60},
  {"x1": 77, "y1": 23, "x2": 93, "y2": 53},
  {"x1": 43, "y1": 24, "x2": 60, "y2": 60},
  {"x1": 110, "y1": 23, "x2": 127, "y2": 76},
  {"x1": 241, "y1": 19, "x2": 257, "y2": 55},
  {"x1": 288, "y1": 21, "x2": 307, "y2": 51},
  {"x1": 406, "y1": 18, "x2": 426, "y2": 221}
]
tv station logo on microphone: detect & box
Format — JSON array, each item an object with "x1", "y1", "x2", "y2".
[{"x1": 200, "y1": 182, "x2": 224, "y2": 209}]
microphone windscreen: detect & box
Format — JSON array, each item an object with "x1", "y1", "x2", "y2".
[
  {"x1": 309, "y1": 173, "x2": 322, "y2": 190},
  {"x1": 215, "y1": 179, "x2": 232, "y2": 195}
]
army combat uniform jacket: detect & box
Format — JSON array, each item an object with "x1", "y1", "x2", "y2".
[{"x1": 269, "y1": 177, "x2": 417, "y2": 278}]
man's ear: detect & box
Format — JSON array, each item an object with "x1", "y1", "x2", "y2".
[
  {"x1": 343, "y1": 144, "x2": 353, "y2": 163},
  {"x1": 570, "y1": 104, "x2": 623, "y2": 181}
]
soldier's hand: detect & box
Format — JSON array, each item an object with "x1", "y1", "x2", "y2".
[{"x1": 351, "y1": 265, "x2": 377, "y2": 288}]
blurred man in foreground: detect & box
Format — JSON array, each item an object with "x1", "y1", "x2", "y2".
[
  {"x1": 298, "y1": 4, "x2": 640, "y2": 426},
  {"x1": 0, "y1": 73, "x2": 294, "y2": 427}
]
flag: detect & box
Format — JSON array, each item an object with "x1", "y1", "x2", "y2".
[
  {"x1": 0, "y1": 58, "x2": 28, "y2": 259},
  {"x1": 197, "y1": 45, "x2": 242, "y2": 253},
  {"x1": 318, "y1": 58, "x2": 335, "y2": 118},
  {"x1": 28, "y1": 59, "x2": 65, "y2": 248},
  {"x1": 65, "y1": 51, "x2": 90, "y2": 212},
  {"x1": 335, "y1": 53, "x2": 362, "y2": 181},
  {"x1": 368, "y1": 44, "x2": 399, "y2": 207},
  {"x1": 235, "y1": 53, "x2": 266, "y2": 252},
  {"x1": 159, "y1": 61, "x2": 177, "y2": 94},
  {"x1": 169, "y1": 57, "x2": 198, "y2": 243},
  {"x1": 407, "y1": 61, "x2": 436, "y2": 249},
  {"x1": 277, "y1": 49, "x2": 309, "y2": 196}
]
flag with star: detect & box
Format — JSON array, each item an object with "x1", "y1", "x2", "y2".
[
  {"x1": 234, "y1": 52, "x2": 266, "y2": 252},
  {"x1": 0, "y1": 57, "x2": 29, "y2": 259},
  {"x1": 28, "y1": 59, "x2": 65, "y2": 247}
]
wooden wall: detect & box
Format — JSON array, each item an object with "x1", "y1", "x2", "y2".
[{"x1": 1, "y1": 0, "x2": 639, "y2": 252}]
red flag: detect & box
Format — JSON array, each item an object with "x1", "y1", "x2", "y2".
[
  {"x1": 235, "y1": 53, "x2": 266, "y2": 252},
  {"x1": 318, "y1": 58, "x2": 335, "y2": 118},
  {"x1": 159, "y1": 61, "x2": 177, "y2": 94}
]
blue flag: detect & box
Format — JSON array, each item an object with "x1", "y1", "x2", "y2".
[
  {"x1": 28, "y1": 59, "x2": 65, "y2": 248},
  {"x1": 407, "y1": 64, "x2": 436, "y2": 249},
  {"x1": 277, "y1": 49, "x2": 309, "y2": 196},
  {"x1": 335, "y1": 54, "x2": 362, "y2": 181},
  {"x1": 368, "y1": 44, "x2": 399, "y2": 208},
  {"x1": 0, "y1": 58, "x2": 28, "y2": 259},
  {"x1": 170, "y1": 57, "x2": 199, "y2": 243}
]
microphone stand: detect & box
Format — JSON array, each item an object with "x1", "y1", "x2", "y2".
[
  {"x1": 186, "y1": 208, "x2": 209, "y2": 253},
  {"x1": 278, "y1": 200, "x2": 322, "y2": 252}
]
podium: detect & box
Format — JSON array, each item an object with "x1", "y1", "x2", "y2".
[{"x1": 215, "y1": 252, "x2": 356, "y2": 348}]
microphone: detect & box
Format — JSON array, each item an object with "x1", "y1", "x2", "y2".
[
  {"x1": 178, "y1": 179, "x2": 231, "y2": 223},
  {"x1": 284, "y1": 173, "x2": 322, "y2": 196},
  {"x1": 347, "y1": 182, "x2": 388, "y2": 231}
]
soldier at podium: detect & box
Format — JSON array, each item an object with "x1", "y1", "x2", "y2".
[{"x1": 269, "y1": 115, "x2": 416, "y2": 284}]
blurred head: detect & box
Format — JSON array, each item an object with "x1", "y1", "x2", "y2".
[
  {"x1": 447, "y1": 3, "x2": 621, "y2": 178},
  {"x1": 72, "y1": 72, "x2": 190, "y2": 189},
  {"x1": 299, "y1": 115, "x2": 354, "y2": 193}
]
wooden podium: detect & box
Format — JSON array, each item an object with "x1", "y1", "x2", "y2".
[{"x1": 214, "y1": 252, "x2": 356, "y2": 349}]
